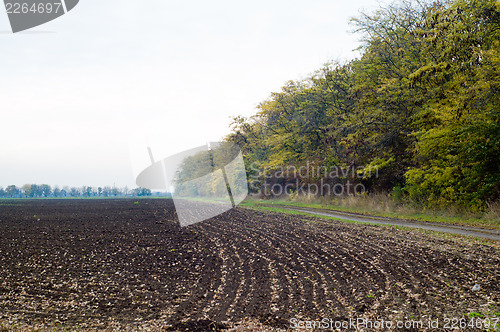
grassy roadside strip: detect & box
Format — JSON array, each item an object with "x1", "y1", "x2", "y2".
[
  {"x1": 239, "y1": 201, "x2": 500, "y2": 248},
  {"x1": 241, "y1": 198, "x2": 500, "y2": 231}
]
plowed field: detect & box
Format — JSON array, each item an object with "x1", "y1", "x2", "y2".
[{"x1": 0, "y1": 199, "x2": 498, "y2": 331}]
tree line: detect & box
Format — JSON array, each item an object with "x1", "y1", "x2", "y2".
[
  {"x1": 225, "y1": 0, "x2": 500, "y2": 210},
  {"x1": 0, "y1": 184, "x2": 153, "y2": 198}
]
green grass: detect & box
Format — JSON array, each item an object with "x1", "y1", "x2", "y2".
[
  {"x1": 468, "y1": 312, "x2": 486, "y2": 318},
  {"x1": 466, "y1": 311, "x2": 500, "y2": 332},
  {"x1": 240, "y1": 203, "x2": 355, "y2": 224},
  {"x1": 171, "y1": 196, "x2": 231, "y2": 204},
  {"x1": 241, "y1": 197, "x2": 500, "y2": 230}
]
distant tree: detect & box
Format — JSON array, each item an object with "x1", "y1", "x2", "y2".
[
  {"x1": 82, "y1": 186, "x2": 93, "y2": 197},
  {"x1": 69, "y1": 187, "x2": 80, "y2": 197},
  {"x1": 102, "y1": 186, "x2": 111, "y2": 197},
  {"x1": 22, "y1": 184, "x2": 32, "y2": 197},
  {"x1": 5, "y1": 185, "x2": 20, "y2": 198},
  {"x1": 0, "y1": 187, "x2": 5, "y2": 198},
  {"x1": 33, "y1": 184, "x2": 43, "y2": 197},
  {"x1": 40, "y1": 184, "x2": 52, "y2": 197},
  {"x1": 53, "y1": 186, "x2": 61, "y2": 197},
  {"x1": 131, "y1": 187, "x2": 152, "y2": 197},
  {"x1": 111, "y1": 187, "x2": 120, "y2": 197}
]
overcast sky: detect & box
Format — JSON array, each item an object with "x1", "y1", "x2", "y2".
[{"x1": 0, "y1": 0, "x2": 380, "y2": 188}]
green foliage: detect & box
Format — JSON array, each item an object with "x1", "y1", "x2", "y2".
[
  {"x1": 226, "y1": 0, "x2": 500, "y2": 209},
  {"x1": 405, "y1": 0, "x2": 500, "y2": 209},
  {"x1": 391, "y1": 184, "x2": 405, "y2": 203},
  {"x1": 173, "y1": 143, "x2": 246, "y2": 199}
]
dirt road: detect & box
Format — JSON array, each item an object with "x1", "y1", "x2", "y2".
[{"x1": 269, "y1": 205, "x2": 500, "y2": 241}]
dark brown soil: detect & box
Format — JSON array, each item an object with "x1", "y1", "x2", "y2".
[{"x1": 0, "y1": 199, "x2": 498, "y2": 331}]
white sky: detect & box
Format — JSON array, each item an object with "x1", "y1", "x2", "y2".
[{"x1": 0, "y1": 0, "x2": 380, "y2": 188}]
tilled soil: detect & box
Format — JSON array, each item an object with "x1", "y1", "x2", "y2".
[{"x1": 0, "y1": 199, "x2": 498, "y2": 331}]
